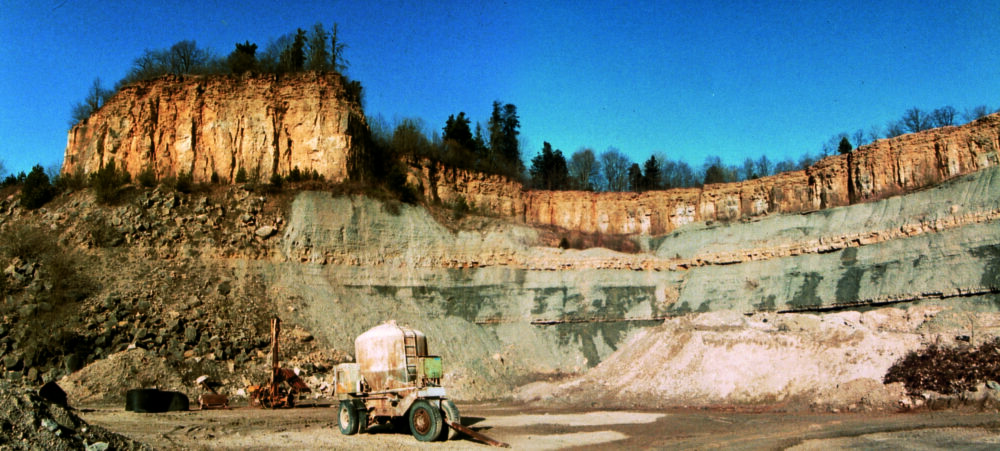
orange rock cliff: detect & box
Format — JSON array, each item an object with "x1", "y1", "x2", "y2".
[
  {"x1": 62, "y1": 72, "x2": 366, "y2": 184},
  {"x1": 63, "y1": 74, "x2": 999, "y2": 234}
]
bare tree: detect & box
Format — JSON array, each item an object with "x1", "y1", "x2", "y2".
[
  {"x1": 901, "y1": 107, "x2": 932, "y2": 133},
  {"x1": 167, "y1": 40, "x2": 209, "y2": 74},
  {"x1": 70, "y1": 78, "x2": 113, "y2": 126},
  {"x1": 930, "y1": 106, "x2": 957, "y2": 127},
  {"x1": 258, "y1": 33, "x2": 295, "y2": 73},
  {"x1": 568, "y1": 147, "x2": 601, "y2": 191},
  {"x1": 656, "y1": 155, "x2": 697, "y2": 188},
  {"x1": 0, "y1": 159, "x2": 5, "y2": 179},
  {"x1": 885, "y1": 120, "x2": 906, "y2": 138},
  {"x1": 599, "y1": 148, "x2": 631, "y2": 192},
  {"x1": 754, "y1": 155, "x2": 773, "y2": 179},
  {"x1": 741, "y1": 157, "x2": 756, "y2": 180},
  {"x1": 963, "y1": 105, "x2": 992, "y2": 123},
  {"x1": 330, "y1": 23, "x2": 349, "y2": 72},
  {"x1": 866, "y1": 125, "x2": 882, "y2": 144},
  {"x1": 307, "y1": 23, "x2": 330, "y2": 71},
  {"x1": 852, "y1": 129, "x2": 867, "y2": 148}
]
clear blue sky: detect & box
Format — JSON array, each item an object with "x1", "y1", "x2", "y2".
[{"x1": 1, "y1": 0, "x2": 998, "y2": 176}]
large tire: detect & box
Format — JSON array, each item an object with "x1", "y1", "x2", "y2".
[
  {"x1": 165, "y1": 391, "x2": 189, "y2": 411},
  {"x1": 408, "y1": 400, "x2": 443, "y2": 442},
  {"x1": 437, "y1": 399, "x2": 461, "y2": 441},
  {"x1": 126, "y1": 389, "x2": 163, "y2": 413},
  {"x1": 338, "y1": 401, "x2": 360, "y2": 435}
]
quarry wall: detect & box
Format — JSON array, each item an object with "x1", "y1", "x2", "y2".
[
  {"x1": 64, "y1": 73, "x2": 998, "y2": 234},
  {"x1": 419, "y1": 113, "x2": 999, "y2": 235},
  {"x1": 62, "y1": 72, "x2": 365, "y2": 184}
]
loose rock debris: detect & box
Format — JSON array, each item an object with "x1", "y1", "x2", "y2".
[{"x1": 0, "y1": 380, "x2": 150, "y2": 450}]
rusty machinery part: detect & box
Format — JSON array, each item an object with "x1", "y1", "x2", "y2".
[
  {"x1": 408, "y1": 399, "x2": 443, "y2": 442},
  {"x1": 198, "y1": 393, "x2": 230, "y2": 410},
  {"x1": 444, "y1": 417, "x2": 510, "y2": 448}
]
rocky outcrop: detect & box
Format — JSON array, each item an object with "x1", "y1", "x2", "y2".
[
  {"x1": 62, "y1": 72, "x2": 365, "y2": 183},
  {"x1": 521, "y1": 114, "x2": 1000, "y2": 235},
  {"x1": 409, "y1": 114, "x2": 999, "y2": 235},
  {"x1": 64, "y1": 71, "x2": 998, "y2": 235}
]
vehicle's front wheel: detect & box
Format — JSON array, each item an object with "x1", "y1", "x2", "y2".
[
  {"x1": 338, "y1": 401, "x2": 360, "y2": 435},
  {"x1": 408, "y1": 400, "x2": 443, "y2": 442}
]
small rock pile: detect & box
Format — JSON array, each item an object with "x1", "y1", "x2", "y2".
[{"x1": 0, "y1": 379, "x2": 150, "y2": 450}]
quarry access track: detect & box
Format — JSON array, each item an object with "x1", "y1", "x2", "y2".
[{"x1": 79, "y1": 402, "x2": 1000, "y2": 450}]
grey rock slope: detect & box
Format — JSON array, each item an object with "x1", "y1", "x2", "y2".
[{"x1": 266, "y1": 167, "x2": 1000, "y2": 400}]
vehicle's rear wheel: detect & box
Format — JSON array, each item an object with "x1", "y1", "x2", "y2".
[
  {"x1": 338, "y1": 401, "x2": 360, "y2": 435},
  {"x1": 437, "y1": 399, "x2": 460, "y2": 441},
  {"x1": 408, "y1": 400, "x2": 442, "y2": 442}
]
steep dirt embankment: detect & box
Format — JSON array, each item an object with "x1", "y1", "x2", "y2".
[
  {"x1": 62, "y1": 72, "x2": 365, "y2": 184},
  {"x1": 411, "y1": 114, "x2": 1000, "y2": 235}
]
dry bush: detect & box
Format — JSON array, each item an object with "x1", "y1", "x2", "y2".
[{"x1": 884, "y1": 338, "x2": 1000, "y2": 395}]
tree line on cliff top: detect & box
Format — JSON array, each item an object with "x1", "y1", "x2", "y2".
[
  {"x1": 369, "y1": 103, "x2": 997, "y2": 194},
  {"x1": 69, "y1": 23, "x2": 358, "y2": 127},
  {"x1": 64, "y1": 24, "x2": 997, "y2": 197}
]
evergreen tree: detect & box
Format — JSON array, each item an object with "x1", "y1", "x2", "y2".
[
  {"x1": 642, "y1": 155, "x2": 661, "y2": 190},
  {"x1": 628, "y1": 163, "x2": 643, "y2": 192},
  {"x1": 838, "y1": 136, "x2": 853, "y2": 154},
  {"x1": 442, "y1": 112, "x2": 474, "y2": 151},
  {"x1": 227, "y1": 41, "x2": 258, "y2": 74},
  {"x1": 21, "y1": 165, "x2": 55, "y2": 210},
  {"x1": 529, "y1": 142, "x2": 569, "y2": 190},
  {"x1": 278, "y1": 29, "x2": 307, "y2": 72},
  {"x1": 487, "y1": 101, "x2": 522, "y2": 176}
]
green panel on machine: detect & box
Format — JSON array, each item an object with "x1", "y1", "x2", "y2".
[{"x1": 420, "y1": 356, "x2": 443, "y2": 379}]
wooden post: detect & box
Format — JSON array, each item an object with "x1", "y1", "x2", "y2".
[{"x1": 270, "y1": 317, "x2": 280, "y2": 400}]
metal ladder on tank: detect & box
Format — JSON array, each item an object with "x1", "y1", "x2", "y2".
[{"x1": 403, "y1": 330, "x2": 418, "y2": 382}]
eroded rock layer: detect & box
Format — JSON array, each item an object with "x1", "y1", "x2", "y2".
[
  {"x1": 64, "y1": 72, "x2": 998, "y2": 235},
  {"x1": 63, "y1": 72, "x2": 365, "y2": 183},
  {"x1": 413, "y1": 114, "x2": 1000, "y2": 234}
]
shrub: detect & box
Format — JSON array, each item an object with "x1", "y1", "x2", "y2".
[
  {"x1": 173, "y1": 171, "x2": 194, "y2": 193},
  {"x1": 90, "y1": 160, "x2": 131, "y2": 204},
  {"x1": 269, "y1": 173, "x2": 284, "y2": 190},
  {"x1": 450, "y1": 195, "x2": 470, "y2": 220},
  {"x1": 137, "y1": 165, "x2": 157, "y2": 188},
  {"x1": 235, "y1": 167, "x2": 248, "y2": 183},
  {"x1": 21, "y1": 165, "x2": 55, "y2": 209},
  {"x1": 885, "y1": 338, "x2": 1000, "y2": 395},
  {"x1": 54, "y1": 167, "x2": 88, "y2": 192}
]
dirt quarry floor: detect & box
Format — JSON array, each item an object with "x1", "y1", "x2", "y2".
[{"x1": 79, "y1": 402, "x2": 1000, "y2": 450}]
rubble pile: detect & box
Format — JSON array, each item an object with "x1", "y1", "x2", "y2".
[
  {"x1": 0, "y1": 380, "x2": 150, "y2": 450},
  {"x1": 0, "y1": 185, "x2": 342, "y2": 396}
]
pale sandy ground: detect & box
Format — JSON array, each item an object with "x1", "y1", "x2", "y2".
[{"x1": 80, "y1": 402, "x2": 1000, "y2": 450}]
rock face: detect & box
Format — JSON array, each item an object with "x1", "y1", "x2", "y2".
[
  {"x1": 63, "y1": 72, "x2": 366, "y2": 183},
  {"x1": 63, "y1": 71, "x2": 998, "y2": 235},
  {"x1": 412, "y1": 114, "x2": 1000, "y2": 235}
]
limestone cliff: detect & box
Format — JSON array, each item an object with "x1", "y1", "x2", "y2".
[
  {"x1": 64, "y1": 70, "x2": 998, "y2": 235},
  {"x1": 62, "y1": 72, "x2": 366, "y2": 183},
  {"x1": 413, "y1": 114, "x2": 1000, "y2": 235}
]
